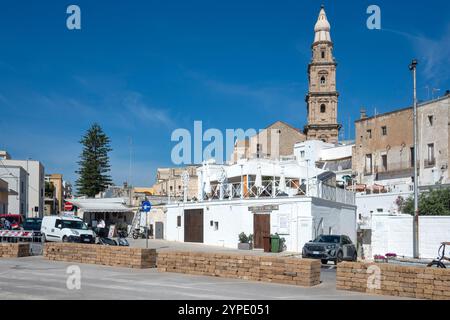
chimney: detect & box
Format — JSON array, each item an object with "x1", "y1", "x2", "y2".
[{"x1": 360, "y1": 107, "x2": 367, "y2": 119}]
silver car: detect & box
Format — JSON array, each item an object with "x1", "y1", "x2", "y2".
[{"x1": 302, "y1": 234, "x2": 357, "y2": 265}]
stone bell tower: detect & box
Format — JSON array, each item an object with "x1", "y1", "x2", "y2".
[{"x1": 304, "y1": 5, "x2": 341, "y2": 144}]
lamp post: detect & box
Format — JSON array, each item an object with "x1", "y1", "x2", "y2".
[{"x1": 409, "y1": 59, "x2": 419, "y2": 259}]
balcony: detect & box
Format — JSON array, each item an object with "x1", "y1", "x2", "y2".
[{"x1": 373, "y1": 163, "x2": 418, "y2": 181}]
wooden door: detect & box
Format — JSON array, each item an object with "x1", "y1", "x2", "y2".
[
  {"x1": 184, "y1": 209, "x2": 204, "y2": 243},
  {"x1": 253, "y1": 214, "x2": 270, "y2": 249}
]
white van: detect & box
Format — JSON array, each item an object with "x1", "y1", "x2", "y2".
[{"x1": 41, "y1": 215, "x2": 96, "y2": 243}]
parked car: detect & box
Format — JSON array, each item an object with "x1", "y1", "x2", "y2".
[
  {"x1": 302, "y1": 234, "x2": 357, "y2": 265},
  {"x1": 22, "y1": 218, "x2": 42, "y2": 231},
  {"x1": 41, "y1": 215, "x2": 95, "y2": 244}
]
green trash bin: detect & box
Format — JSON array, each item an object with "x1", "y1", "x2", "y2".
[{"x1": 271, "y1": 234, "x2": 280, "y2": 253}]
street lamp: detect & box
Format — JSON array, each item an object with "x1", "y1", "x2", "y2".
[{"x1": 409, "y1": 59, "x2": 419, "y2": 259}]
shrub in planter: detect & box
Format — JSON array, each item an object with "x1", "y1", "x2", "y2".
[{"x1": 238, "y1": 232, "x2": 253, "y2": 250}]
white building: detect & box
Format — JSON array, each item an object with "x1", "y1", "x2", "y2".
[
  {"x1": 0, "y1": 166, "x2": 28, "y2": 215},
  {"x1": 294, "y1": 140, "x2": 354, "y2": 188},
  {"x1": 164, "y1": 154, "x2": 357, "y2": 252},
  {"x1": 0, "y1": 151, "x2": 45, "y2": 217}
]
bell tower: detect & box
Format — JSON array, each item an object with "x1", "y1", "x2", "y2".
[{"x1": 304, "y1": 5, "x2": 341, "y2": 144}]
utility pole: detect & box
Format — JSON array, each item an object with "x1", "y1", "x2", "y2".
[{"x1": 409, "y1": 59, "x2": 419, "y2": 259}]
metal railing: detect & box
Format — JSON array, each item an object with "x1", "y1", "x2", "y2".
[{"x1": 200, "y1": 178, "x2": 355, "y2": 205}]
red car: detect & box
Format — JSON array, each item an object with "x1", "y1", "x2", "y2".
[{"x1": 0, "y1": 214, "x2": 24, "y2": 230}]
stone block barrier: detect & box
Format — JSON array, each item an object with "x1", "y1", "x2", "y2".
[
  {"x1": 0, "y1": 243, "x2": 30, "y2": 258},
  {"x1": 44, "y1": 243, "x2": 157, "y2": 269},
  {"x1": 337, "y1": 261, "x2": 450, "y2": 300},
  {"x1": 157, "y1": 251, "x2": 321, "y2": 287}
]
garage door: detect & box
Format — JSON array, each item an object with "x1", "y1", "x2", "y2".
[{"x1": 184, "y1": 209, "x2": 204, "y2": 243}]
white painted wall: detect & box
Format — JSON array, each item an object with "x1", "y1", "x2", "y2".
[
  {"x1": 165, "y1": 197, "x2": 357, "y2": 252},
  {"x1": 1, "y1": 159, "x2": 44, "y2": 217},
  {"x1": 0, "y1": 166, "x2": 27, "y2": 215},
  {"x1": 370, "y1": 215, "x2": 450, "y2": 259},
  {"x1": 356, "y1": 191, "x2": 413, "y2": 219}
]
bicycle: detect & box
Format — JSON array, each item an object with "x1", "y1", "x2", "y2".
[{"x1": 427, "y1": 242, "x2": 450, "y2": 268}]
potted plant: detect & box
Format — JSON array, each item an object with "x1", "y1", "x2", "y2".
[
  {"x1": 238, "y1": 232, "x2": 253, "y2": 250},
  {"x1": 373, "y1": 254, "x2": 387, "y2": 263}
]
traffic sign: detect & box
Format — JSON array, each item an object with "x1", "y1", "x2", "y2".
[
  {"x1": 141, "y1": 200, "x2": 151, "y2": 212},
  {"x1": 64, "y1": 202, "x2": 74, "y2": 211}
]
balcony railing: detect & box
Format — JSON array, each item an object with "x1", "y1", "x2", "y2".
[{"x1": 197, "y1": 178, "x2": 355, "y2": 205}]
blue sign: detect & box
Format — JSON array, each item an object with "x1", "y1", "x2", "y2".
[{"x1": 141, "y1": 200, "x2": 151, "y2": 212}]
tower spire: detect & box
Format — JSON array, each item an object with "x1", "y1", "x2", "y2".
[
  {"x1": 304, "y1": 6, "x2": 341, "y2": 144},
  {"x1": 314, "y1": 6, "x2": 331, "y2": 43}
]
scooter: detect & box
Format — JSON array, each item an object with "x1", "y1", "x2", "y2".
[{"x1": 98, "y1": 229, "x2": 129, "y2": 246}]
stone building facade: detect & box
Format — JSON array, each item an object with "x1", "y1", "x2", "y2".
[
  {"x1": 304, "y1": 6, "x2": 341, "y2": 144},
  {"x1": 352, "y1": 95, "x2": 450, "y2": 190},
  {"x1": 229, "y1": 121, "x2": 306, "y2": 163},
  {"x1": 151, "y1": 165, "x2": 199, "y2": 200}
]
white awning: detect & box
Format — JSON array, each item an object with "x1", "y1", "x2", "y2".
[{"x1": 68, "y1": 198, "x2": 133, "y2": 213}]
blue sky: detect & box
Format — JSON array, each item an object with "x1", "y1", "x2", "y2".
[{"x1": 0, "y1": 0, "x2": 449, "y2": 188}]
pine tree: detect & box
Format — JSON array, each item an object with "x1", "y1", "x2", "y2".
[{"x1": 75, "y1": 123, "x2": 113, "y2": 197}]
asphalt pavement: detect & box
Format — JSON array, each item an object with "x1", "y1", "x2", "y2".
[{"x1": 0, "y1": 256, "x2": 408, "y2": 300}]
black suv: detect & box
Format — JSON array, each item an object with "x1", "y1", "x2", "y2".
[{"x1": 302, "y1": 234, "x2": 357, "y2": 265}]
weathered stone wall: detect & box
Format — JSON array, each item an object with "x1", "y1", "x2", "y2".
[
  {"x1": 157, "y1": 251, "x2": 321, "y2": 287},
  {"x1": 337, "y1": 261, "x2": 450, "y2": 300},
  {"x1": 44, "y1": 243, "x2": 156, "y2": 269},
  {"x1": 0, "y1": 243, "x2": 30, "y2": 258}
]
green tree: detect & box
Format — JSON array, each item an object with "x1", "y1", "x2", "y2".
[
  {"x1": 75, "y1": 123, "x2": 113, "y2": 197},
  {"x1": 402, "y1": 188, "x2": 450, "y2": 216},
  {"x1": 45, "y1": 181, "x2": 55, "y2": 198}
]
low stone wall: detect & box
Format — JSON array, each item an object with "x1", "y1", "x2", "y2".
[
  {"x1": 0, "y1": 243, "x2": 30, "y2": 258},
  {"x1": 157, "y1": 251, "x2": 321, "y2": 287},
  {"x1": 337, "y1": 261, "x2": 450, "y2": 300},
  {"x1": 44, "y1": 243, "x2": 156, "y2": 269}
]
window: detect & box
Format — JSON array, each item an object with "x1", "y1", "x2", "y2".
[
  {"x1": 365, "y1": 154, "x2": 373, "y2": 174},
  {"x1": 214, "y1": 221, "x2": 219, "y2": 231},
  {"x1": 320, "y1": 76, "x2": 326, "y2": 85},
  {"x1": 341, "y1": 236, "x2": 351, "y2": 245},
  {"x1": 381, "y1": 154, "x2": 387, "y2": 171},
  {"x1": 321, "y1": 51, "x2": 325, "y2": 59},
  {"x1": 428, "y1": 115, "x2": 433, "y2": 126},
  {"x1": 300, "y1": 151, "x2": 305, "y2": 159},
  {"x1": 210, "y1": 220, "x2": 214, "y2": 226},
  {"x1": 427, "y1": 143, "x2": 435, "y2": 166},
  {"x1": 381, "y1": 126, "x2": 387, "y2": 136},
  {"x1": 410, "y1": 147, "x2": 415, "y2": 167},
  {"x1": 169, "y1": 186, "x2": 173, "y2": 191},
  {"x1": 256, "y1": 143, "x2": 262, "y2": 158},
  {"x1": 367, "y1": 129, "x2": 372, "y2": 139},
  {"x1": 320, "y1": 104, "x2": 326, "y2": 113},
  {"x1": 177, "y1": 216, "x2": 181, "y2": 227},
  {"x1": 55, "y1": 219, "x2": 62, "y2": 228}
]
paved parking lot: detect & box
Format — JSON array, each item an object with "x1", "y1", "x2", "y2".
[{"x1": 0, "y1": 256, "x2": 408, "y2": 300}]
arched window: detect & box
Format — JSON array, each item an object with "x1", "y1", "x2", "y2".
[
  {"x1": 320, "y1": 104, "x2": 326, "y2": 113},
  {"x1": 321, "y1": 51, "x2": 325, "y2": 59},
  {"x1": 320, "y1": 76, "x2": 326, "y2": 85}
]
